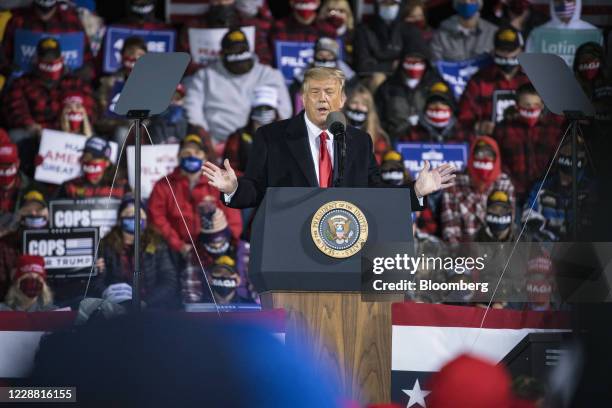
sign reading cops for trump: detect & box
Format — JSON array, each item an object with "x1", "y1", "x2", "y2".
[
  {"x1": 49, "y1": 198, "x2": 121, "y2": 238},
  {"x1": 188, "y1": 26, "x2": 255, "y2": 64},
  {"x1": 396, "y1": 142, "x2": 469, "y2": 179},
  {"x1": 35, "y1": 130, "x2": 119, "y2": 185},
  {"x1": 103, "y1": 26, "x2": 176, "y2": 73},
  {"x1": 311, "y1": 200, "x2": 368, "y2": 259},
  {"x1": 436, "y1": 54, "x2": 492, "y2": 99},
  {"x1": 14, "y1": 29, "x2": 85, "y2": 73},
  {"x1": 22, "y1": 228, "x2": 98, "y2": 278},
  {"x1": 526, "y1": 28, "x2": 602, "y2": 66},
  {"x1": 275, "y1": 41, "x2": 315, "y2": 85},
  {"x1": 127, "y1": 144, "x2": 179, "y2": 199}
]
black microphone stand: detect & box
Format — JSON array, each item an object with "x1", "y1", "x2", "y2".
[{"x1": 331, "y1": 125, "x2": 346, "y2": 187}]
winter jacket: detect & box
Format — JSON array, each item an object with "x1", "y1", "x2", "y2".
[
  {"x1": 147, "y1": 167, "x2": 242, "y2": 253},
  {"x1": 430, "y1": 14, "x2": 498, "y2": 62}
]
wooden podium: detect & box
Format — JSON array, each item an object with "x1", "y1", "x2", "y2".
[{"x1": 250, "y1": 188, "x2": 413, "y2": 405}]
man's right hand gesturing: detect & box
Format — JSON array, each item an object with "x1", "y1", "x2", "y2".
[{"x1": 202, "y1": 159, "x2": 238, "y2": 194}]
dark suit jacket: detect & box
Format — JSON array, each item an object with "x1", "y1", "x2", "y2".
[{"x1": 226, "y1": 111, "x2": 424, "y2": 210}]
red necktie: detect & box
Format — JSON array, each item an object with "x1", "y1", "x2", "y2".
[{"x1": 319, "y1": 131, "x2": 332, "y2": 188}]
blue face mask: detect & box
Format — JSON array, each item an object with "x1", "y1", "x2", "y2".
[
  {"x1": 180, "y1": 156, "x2": 203, "y2": 174},
  {"x1": 121, "y1": 217, "x2": 146, "y2": 235},
  {"x1": 455, "y1": 2, "x2": 479, "y2": 19}
]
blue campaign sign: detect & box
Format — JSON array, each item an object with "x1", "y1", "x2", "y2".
[
  {"x1": 14, "y1": 29, "x2": 85, "y2": 73},
  {"x1": 396, "y1": 142, "x2": 469, "y2": 179},
  {"x1": 103, "y1": 26, "x2": 176, "y2": 73},
  {"x1": 274, "y1": 39, "x2": 344, "y2": 85},
  {"x1": 105, "y1": 80, "x2": 125, "y2": 118},
  {"x1": 436, "y1": 54, "x2": 492, "y2": 100}
]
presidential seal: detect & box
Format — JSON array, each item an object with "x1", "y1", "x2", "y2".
[{"x1": 311, "y1": 200, "x2": 369, "y2": 258}]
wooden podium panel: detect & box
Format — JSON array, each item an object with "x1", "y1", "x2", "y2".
[{"x1": 260, "y1": 292, "x2": 398, "y2": 405}]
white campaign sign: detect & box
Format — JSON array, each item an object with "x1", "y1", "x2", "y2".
[
  {"x1": 127, "y1": 144, "x2": 179, "y2": 199},
  {"x1": 34, "y1": 130, "x2": 118, "y2": 185},
  {"x1": 188, "y1": 26, "x2": 255, "y2": 64}
]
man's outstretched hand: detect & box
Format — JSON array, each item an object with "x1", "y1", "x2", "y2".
[
  {"x1": 414, "y1": 161, "x2": 456, "y2": 197},
  {"x1": 202, "y1": 159, "x2": 238, "y2": 194}
]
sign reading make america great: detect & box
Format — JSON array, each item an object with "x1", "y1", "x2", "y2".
[{"x1": 311, "y1": 200, "x2": 368, "y2": 259}]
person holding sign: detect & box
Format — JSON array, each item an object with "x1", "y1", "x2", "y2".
[
  {"x1": 184, "y1": 28, "x2": 291, "y2": 147},
  {"x1": 57, "y1": 136, "x2": 129, "y2": 199},
  {"x1": 2, "y1": 37, "x2": 94, "y2": 177},
  {"x1": 94, "y1": 193, "x2": 179, "y2": 310},
  {"x1": 0, "y1": 0, "x2": 95, "y2": 80},
  {"x1": 430, "y1": 0, "x2": 497, "y2": 62},
  {"x1": 458, "y1": 26, "x2": 530, "y2": 136},
  {"x1": 203, "y1": 67, "x2": 456, "y2": 210},
  {"x1": 525, "y1": 0, "x2": 603, "y2": 66},
  {"x1": 0, "y1": 255, "x2": 56, "y2": 312},
  {"x1": 493, "y1": 83, "x2": 562, "y2": 203}
]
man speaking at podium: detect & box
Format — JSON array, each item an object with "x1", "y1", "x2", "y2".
[{"x1": 203, "y1": 67, "x2": 456, "y2": 209}]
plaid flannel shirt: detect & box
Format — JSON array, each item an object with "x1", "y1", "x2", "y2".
[
  {"x1": 440, "y1": 172, "x2": 515, "y2": 243},
  {"x1": 269, "y1": 16, "x2": 336, "y2": 66}
]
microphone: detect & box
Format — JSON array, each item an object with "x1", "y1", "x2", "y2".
[
  {"x1": 326, "y1": 111, "x2": 346, "y2": 137},
  {"x1": 326, "y1": 111, "x2": 347, "y2": 187}
]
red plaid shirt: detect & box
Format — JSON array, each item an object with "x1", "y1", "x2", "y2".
[
  {"x1": 2, "y1": 73, "x2": 94, "y2": 129},
  {"x1": 440, "y1": 172, "x2": 515, "y2": 243},
  {"x1": 457, "y1": 66, "x2": 530, "y2": 131},
  {"x1": 1, "y1": 4, "x2": 95, "y2": 77},
  {"x1": 270, "y1": 16, "x2": 336, "y2": 64},
  {"x1": 58, "y1": 176, "x2": 130, "y2": 200},
  {"x1": 493, "y1": 115, "x2": 563, "y2": 199}
]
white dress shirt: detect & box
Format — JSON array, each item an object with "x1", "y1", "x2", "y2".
[{"x1": 304, "y1": 112, "x2": 334, "y2": 184}]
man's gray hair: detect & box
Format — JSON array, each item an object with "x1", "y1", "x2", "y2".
[{"x1": 302, "y1": 67, "x2": 346, "y2": 95}]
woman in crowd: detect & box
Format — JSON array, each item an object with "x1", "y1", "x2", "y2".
[
  {"x1": 94, "y1": 194, "x2": 179, "y2": 309},
  {"x1": 344, "y1": 84, "x2": 390, "y2": 164},
  {"x1": 318, "y1": 0, "x2": 355, "y2": 65},
  {"x1": 0, "y1": 255, "x2": 55, "y2": 312}
]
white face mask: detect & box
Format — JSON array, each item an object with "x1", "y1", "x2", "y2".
[{"x1": 378, "y1": 4, "x2": 400, "y2": 22}]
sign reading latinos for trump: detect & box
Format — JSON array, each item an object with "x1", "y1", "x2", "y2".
[
  {"x1": 34, "y1": 129, "x2": 119, "y2": 185},
  {"x1": 436, "y1": 54, "x2": 492, "y2": 99},
  {"x1": 526, "y1": 28, "x2": 602, "y2": 66},
  {"x1": 22, "y1": 228, "x2": 98, "y2": 278},
  {"x1": 127, "y1": 144, "x2": 179, "y2": 199},
  {"x1": 396, "y1": 142, "x2": 468, "y2": 179},
  {"x1": 103, "y1": 26, "x2": 176, "y2": 73},
  {"x1": 188, "y1": 26, "x2": 255, "y2": 64},
  {"x1": 49, "y1": 198, "x2": 121, "y2": 238},
  {"x1": 14, "y1": 29, "x2": 85, "y2": 73}
]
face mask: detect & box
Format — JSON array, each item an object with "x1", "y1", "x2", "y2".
[
  {"x1": 293, "y1": 1, "x2": 318, "y2": 21},
  {"x1": 471, "y1": 157, "x2": 495, "y2": 180},
  {"x1": 23, "y1": 215, "x2": 48, "y2": 229},
  {"x1": 204, "y1": 236, "x2": 231, "y2": 255},
  {"x1": 326, "y1": 15, "x2": 346, "y2": 29},
  {"x1": 223, "y1": 52, "x2": 254, "y2": 75},
  {"x1": 0, "y1": 165, "x2": 18, "y2": 186},
  {"x1": 554, "y1": 0, "x2": 575, "y2": 21},
  {"x1": 578, "y1": 60, "x2": 601, "y2": 81},
  {"x1": 121, "y1": 217, "x2": 146, "y2": 235},
  {"x1": 82, "y1": 159, "x2": 109, "y2": 183},
  {"x1": 507, "y1": 0, "x2": 530, "y2": 15},
  {"x1": 378, "y1": 4, "x2": 400, "y2": 22},
  {"x1": 403, "y1": 60, "x2": 426, "y2": 80},
  {"x1": 251, "y1": 107, "x2": 276, "y2": 125},
  {"x1": 557, "y1": 154, "x2": 584, "y2": 173},
  {"x1": 34, "y1": 0, "x2": 57, "y2": 12},
  {"x1": 455, "y1": 2, "x2": 479, "y2": 19},
  {"x1": 122, "y1": 56, "x2": 137, "y2": 72},
  {"x1": 381, "y1": 170, "x2": 404, "y2": 185},
  {"x1": 494, "y1": 55, "x2": 519, "y2": 73},
  {"x1": 212, "y1": 276, "x2": 238, "y2": 297},
  {"x1": 236, "y1": 0, "x2": 262, "y2": 17},
  {"x1": 486, "y1": 212, "x2": 512, "y2": 234},
  {"x1": 19, "y1": 278, "x2": 43, "y2": 298},
  {"x1": 425, "y1": 107, "x2": 452, "y2": 128},
  {"x1": 519, "y1": 107, "x2": 542, "y2": 127},
  {"x1": 345, "y1": 108, "x2": 367, "y2": 128},
  {"x1": 313, "y1": 58, "x2": 337, "y2": 68},
  {"x1": 66, "y1": 110, "x2": 84, "y2": 132},
  {"x1": 131, "y1": 3, "x2": 154, "y2": 15},
  {"x1": 38, "y1": 58, "x2": 63, "y2": 81},
  {"x1": 180, "y1": 156, "x2": 203, "y2": 173}
]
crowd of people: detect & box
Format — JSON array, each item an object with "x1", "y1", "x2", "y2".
[{"x1": 0, "y1": 0, "x2": 609, "y2": 313}]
